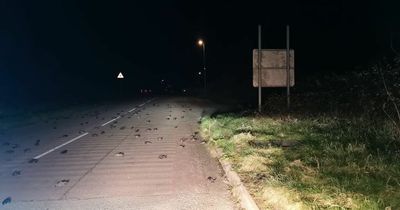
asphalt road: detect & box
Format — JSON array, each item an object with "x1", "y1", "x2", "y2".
[{"x1": 0, "y1": 97, "x2": 235, "y2": 210}]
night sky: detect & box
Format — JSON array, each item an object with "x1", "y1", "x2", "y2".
[{"x1": 0, "y1": 0, "x2": 399, "y2": 103}]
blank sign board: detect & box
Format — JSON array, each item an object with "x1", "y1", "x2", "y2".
[{"x1": 253, "y1": 49, "x2": 294, "y2": 87}]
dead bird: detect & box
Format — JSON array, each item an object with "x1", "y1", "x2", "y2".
[
  {"x1": 2, "y1": 197, "x2": 11, "y2": 205},
  {"x1": 144, "y1": 140, "x2": 152, "y2": 144},
  {"x1": 34, "y1": 139, "x2": 40, "y2": 146},
  {"x1": 12, "y1": 170, "x2": 21, "y2": 176},
  {"x1": 60, "y1": 150, "x2": 68, "y2": 154},
  {"x1": 55, "y1": 179, "x2": 69, "y2": 187},
  {"x1": 207, "y1": 176, "x2": 217, "y2": 183},
  {"x1": 115, "y1": 152, "x2": 125, "y2": 157},
  {"x1": 28, "y1": 158, "x2": 38, "y2": 163},
  {"x1": 158, "y1": 154, "x2": 167, "y2": 159}
]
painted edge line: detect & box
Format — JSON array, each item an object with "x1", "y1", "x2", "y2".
[
  {"x1": 33, "y1": 132, "x2": 89, "y2": 160},
  {"x1": 101, "y1": 116, "x2": 121, "y2": 127}
]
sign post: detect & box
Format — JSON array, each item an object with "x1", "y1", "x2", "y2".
[
  {"x1": 258, "y1": 25, "x2": 262, "y2": 112},
  {"x1": 252, "y1": 26, "x2": 295, "y2": 111},
  {"x1": 286, "y1": 25, "x2": 290, "y2": 110}
]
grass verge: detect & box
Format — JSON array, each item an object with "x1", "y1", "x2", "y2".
[{"x1": 200, "y1": 113, "x2": 400, "y2": 209}]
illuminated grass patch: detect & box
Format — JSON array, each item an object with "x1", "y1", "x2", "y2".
[{"x1": 201, "y1": 114, "x2": 400, "y2": 209}]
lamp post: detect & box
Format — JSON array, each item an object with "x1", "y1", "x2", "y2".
[{"x1": 197, "y1": 39, "x2": 206, "y2": 95}]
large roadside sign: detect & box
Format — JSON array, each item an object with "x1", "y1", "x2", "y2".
[{"x1": 252, "y1": 49, "x2": 294, "y2": 87}]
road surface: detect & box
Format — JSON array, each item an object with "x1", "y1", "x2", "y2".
[{"x1": 0, "y1": 97, "x2": 235, "y2": 210}]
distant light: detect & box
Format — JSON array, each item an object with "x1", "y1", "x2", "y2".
[
  {"x1": 198, "y1": 71, "x2": 202, "y2": 75},
  {"x1": 198, "y1": 39, "x2": 203, "y2": 46},
  {"x1": 183, "y1": 89, "x2": 186, "y2": 92}
]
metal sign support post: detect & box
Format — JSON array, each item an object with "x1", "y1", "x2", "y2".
[
  {"x1": 286, "y1": 25, "x2": 290, "y2": 110},
  {"x1": 258, "y1": 25, "x2": 262, "y2": 112},
  {"x1": 202, "y1": 43, "x2": 207, "y2": 96}
]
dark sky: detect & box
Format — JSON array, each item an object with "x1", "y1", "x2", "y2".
[{"x1": 0, "y1": 0, "x2": 399, "y2": 102}]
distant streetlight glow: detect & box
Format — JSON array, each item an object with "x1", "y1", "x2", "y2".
[{"x1": 196, "y1": 39, "x2": 206, "y2": 94}]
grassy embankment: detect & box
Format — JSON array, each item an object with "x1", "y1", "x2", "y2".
[{"x1": 201, "y1": 58, "x2": 400, "y2": 209}]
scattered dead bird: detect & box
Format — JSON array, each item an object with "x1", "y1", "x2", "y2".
[
  {"x1": 147, "y1": 120, "x2": 151, "y2": 123},
  {"x1": 11, "y1": 144, "x2": 19, "y2": 149},
  {"x1": 173, "y1": 117, "x2": 177, "y2": 120},
  {"x1": 131, "y1": 126, "x2": 134, "y2": 129},
  {"x1": 157, "y1": 137, "x2": 164, "y2": 141},
  {"x1": 145, "y1": 140, "x2": 152, "y2": 144},
  {"x1": 55, "y1": 179, "x2": 69, "y2": 187},
  {"x1": 174, "y1": 126, "x2": 178, "y2": 128},
  {"x1": 147, "y1": 128, "x2": 152, "y2": 131},
  {"x1": 60, "y1": 150, "x2": 68, "y2": 154},
  {"x1": 120, "y1": 126, "x2": 126, "y2": 130},
  {"x1": 101, "y1": 131, "x2": 105, "y2": 134},
  {"x1": 166, "y1": 117, "x2": 170, "y2": 120},
  {"x1": 180, "y1": 137, "x2": 188, "y2": 142},
  {"x1": 5, "y1": 150, "x2": 14, "y2": 154},
  {"x1": 2, "y1": 197, "x2": 11, "y2": 205},
  {"x1": 179, "y1": 144, "x2": 185, "y2": 148},
  {"x1": 158, "y1": 154, "x2": 167, "y2": 159},
  {"x1": 115, "y1": 152, "x2": 125, "y2": 157},
  {"x1": 12, "y1": 170, "x2": 21, "y2": 176},
  {"x1": 207, "y1": 176, "x2": 217, "y2": 183},
  {"x1": 28, "y1": 158, "x2": 38, "y2": 163},
  {"x1": 153, "y1": 128, "x2": 158, "y2": 131},
  {"x1": 135, "y1": 134, "x2": 141, "y2": 138},
  {"x1": 135, "y1": 129, "x2": 140, "y2": 132},
  {"x1": 62, "y1": 134, "x2": 68, "y2": 138},
  {"x1": 35, "y1": 139, "x2": 41, "y2": 146},
  {"x1": 23, "y1": 148, "x2": 31, "y2": 153}
]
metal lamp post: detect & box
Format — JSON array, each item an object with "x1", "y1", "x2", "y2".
[{"x1": 198, "y1": 39, "x2": 206, "y2": 95}]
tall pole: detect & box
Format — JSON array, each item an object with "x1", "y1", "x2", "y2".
[
  {"x1": 258, "y1": 25, "x2": 262, "y2": 112},
  {"x1": 202, "y1": 43, "x2": 206, "y2": 95},
  {"x1": 286, "y1": 25, "x2": 290, "y2": 110}
]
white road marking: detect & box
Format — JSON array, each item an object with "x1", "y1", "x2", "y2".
[
  {"x1": 33, "y1": 132, "x2": 89, "y2": 159},
  {"x1": 101, "y1": 116, "x2": 121, "y2": 127},
  {"x1": 33, "y1": 98, "x2": 156, "y2": 160}
]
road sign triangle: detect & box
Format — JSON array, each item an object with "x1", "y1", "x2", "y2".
[{"x1": 117, "y1": 72, "x2": 124, "y2": 79}]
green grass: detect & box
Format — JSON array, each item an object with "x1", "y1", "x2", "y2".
[{"x1": 200, "y1": 114, "x2": 400, "y2": 209}]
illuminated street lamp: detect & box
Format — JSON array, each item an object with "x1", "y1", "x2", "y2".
[{"x1": 197, "y1": 39, "x2": 206, "y2": 94}]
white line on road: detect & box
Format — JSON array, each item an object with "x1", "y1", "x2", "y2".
[
  {"x1": 33, "y1": 132, "x2": 89, "y2": 159},
  {"x1": 101, "y1": 116, "x2": 121, "y2": 127},
  {"x1": 128, "y1": 108, "x2": 136, "y2": 113}
]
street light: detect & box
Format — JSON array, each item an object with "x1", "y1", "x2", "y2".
[{"x1": 197, "y1": 39, "x2": 206, "y2": 95}]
